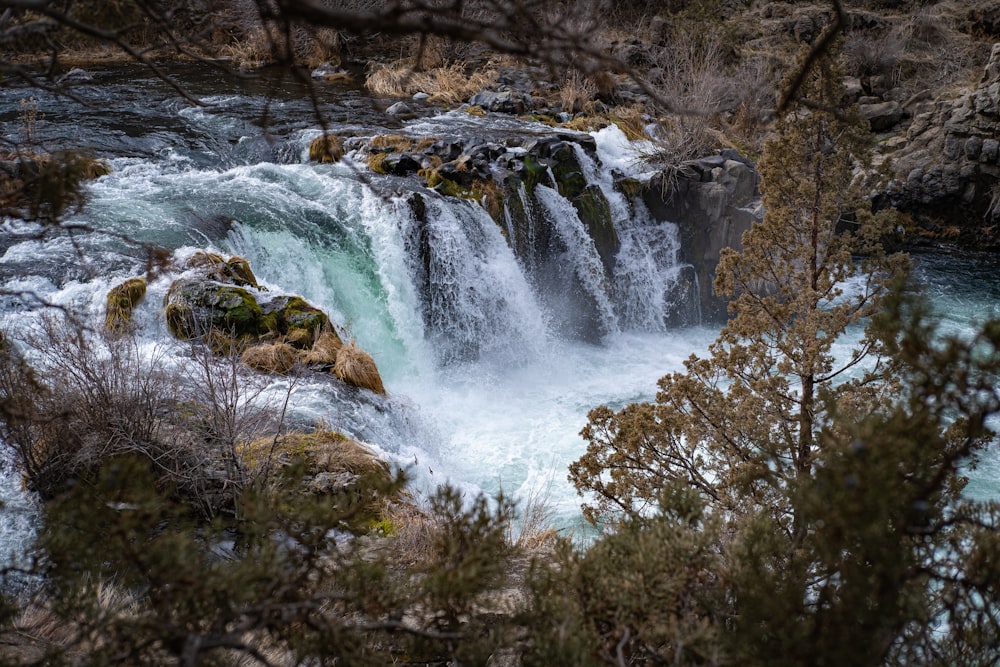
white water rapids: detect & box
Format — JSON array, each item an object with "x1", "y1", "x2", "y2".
[{"x1": 1, "y1": 69, "x2": 998, "y2": 565}]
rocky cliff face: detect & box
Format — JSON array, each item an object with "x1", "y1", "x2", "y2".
[
  {"x1": 641, "y1": 153, "x2": 761, "y2": 322},
  {"x1": 879, "y1": 43, "x2": 1000, "y2": 247}
]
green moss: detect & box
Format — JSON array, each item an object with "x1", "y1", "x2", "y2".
[
  {"x1": 614, "y1": 177, "x2": 643, "y2": 199},
  {"x1": 367, "y1": 517, "x2": 398, "y2": 537},
  {"x1": 164, "y1": 280, "x2": 266, "y2": 341},
  {"x1": 281, "y1": 296, "x2": 329, "y2": 346},
  {"x1": 521, "y1": 154, "x2": 550, "y2": 194},
  {"x1": 213, "y1": 286, "x2": 263, "y2": 335},
  {"x1": 551, "y1": 143, "x2": 587, "y2": 199}
]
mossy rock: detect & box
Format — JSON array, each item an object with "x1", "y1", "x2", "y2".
[
  {"x1": 572, "y1": 184, "x2": 619, "y2": 274},
  {"x1": 259, "y1": 295, "x2": 331, "y2": 349},
  {"x1": 242, "y1": 428, "x2": 398, "y2": 532},
  {"x1": 550, "y1": 142, "x2": 588, "y2": 199},
  {"x1": 164, "y1": 278, "x2": 267, "y2": 341},
  {"x1": 614, "y1": 176, "x2": 643, "y2": 199},
  {"x1": 105, "y1": 277, "x2": 147, "y2": 333}
]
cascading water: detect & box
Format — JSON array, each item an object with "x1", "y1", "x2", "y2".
[{"x1": 1, "y1": 65, "x2": 997, "y2": 556}]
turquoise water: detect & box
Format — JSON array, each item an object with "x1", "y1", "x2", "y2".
[{"x1": 1, "y1": 67, "x2": 997, "y2": 557}]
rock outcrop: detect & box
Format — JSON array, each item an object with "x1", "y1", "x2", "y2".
[
  {"x1": 881, "y1": 43, "x2": 1000, "y2": 247},
  {"x1": 641, "y1": 152, "x2": 761, "y2": 322},
  {"x1": 163, "y1": 253, "x2": 386, "y2": 393}
]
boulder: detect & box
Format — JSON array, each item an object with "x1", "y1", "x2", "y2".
[
  {"x1": 468, "y1": 88, "x2": 532, "y2": 114},
  {"x1": 385, "y1": 101, "x2": 416, "y2": 117},
  {"x1": 164, "y1": 278, "x2": 266, "y2": 340},
  {"x1": 860, "y1": 100, "x2": 904, "y2": 132},
  {"x1": 165, "y1": 255, "x2": 326, "y2": 345},
  {"x1": 259, "y1": 294, "x2": 330, "y2": 347}
]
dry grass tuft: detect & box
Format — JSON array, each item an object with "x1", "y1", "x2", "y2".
[
  {"x1": 559, "y1": 104, "x2": 648, "y2": 141},
  {"x1": 225, "y1": 256, "x2": 258, "y2": 288},
  {"x1": 301, "y1": 329, "x2": 343, "y2": 367},
  {"x1": 241, "y1": 342, "x2": 298, "y2": 375},
  {"x1": 221, "y1": 28, "x2": 274, "y2": 69},
  {"x1": 365, "y1": 60, "x2": 498, "y2": 105},
  {"x1": 366, "y1": 151, "x2": 389, "y2": 174},
  {"x1": 284, "y1": 326, "x2": 315, "y2": 349},
  {"x1": 560, "y1": 70, "x2": 597, "y2": 114},
  {"x1": 335, "y1": 343, "x2": 385, "y2": 395},
  {"x1": 375, "y1": 499, "x2": 444, "y2": 567},
  {"x1": 608, "y1": 105, "x2": 649, "y2": 141},
  {"x1": 184, "y1": 251, "x2": 225, "y2": 271},
  {"x1": 104, "y1": 277, "x2": 147, "y2": 333},
  {"x1": 370, "y1": 133, "x2": 413, "y2": 151},
  {"x1": 309, "y1": 133, "x2": 344, "y2": 163}
]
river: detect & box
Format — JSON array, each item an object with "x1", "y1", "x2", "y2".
[{"x1": 1, "y1": 64, "x2": 997, "y2": 561}]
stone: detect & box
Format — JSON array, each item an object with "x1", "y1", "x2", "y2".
[
  {"x1": 385, "y1": 101, "x2": 415, "y2": 117},
  {"x1": 468, "y1": 88, "x2": 531, "y2": 114},
  {"x1": 57, "y1": 68, "x2": 92, "y2": 84},
  {"x1": 965, "y1": 136, "x2": 983, "y2": 160},
  {"x1": 860, "y1": 101, "x2": 904, "y2": 131},
  {"x1": 982, "y1": 139, "x2": 999, "y2": 163},
  {"x1": 378, "y1": 152, "x2": 421, "y2": 176},
  {"x1": 641, "y1": 151, "x2": 761, "y2": 321}
]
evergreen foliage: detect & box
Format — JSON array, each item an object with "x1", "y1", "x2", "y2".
[{"x1": 558, "y1": 50, "x2": 1000, "y2": 665}]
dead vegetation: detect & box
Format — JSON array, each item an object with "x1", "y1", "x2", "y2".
[
  {"x1": 366, "y1": 60, "x2": 499, "y2": 104},
  {"x1": 335, "y1": 342, "x2": 386, "y2": 395}
]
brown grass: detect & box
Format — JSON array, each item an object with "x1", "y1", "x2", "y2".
[
  {"x1": 366, "y1": 152, "x2": 390, "y2": 174},
  {"x1": 104, "y1": 277, "x2": 147, "y2": 333},
  {"x1": 241, "y1": 342, "x2": 298, "y2": 374},
  {"x1": 309, "y1": 134, "x2": 344, "y2": 163},
  {"x1": 365, "y1": 60, "x2": 498, "y2": 105},
  {"x1": 560, "y1": 70, "x2": 597, "y2": 114},
  {"x1": 225, "y1": 256, "x2": 258, "y2": 288},
  {"x1": 370, "y1": 133, "x2": 413, "y2": 151},
  {"x1": 559, "y1": 104, "x2": 648, "y2": 141},
  {"x1": 220, "y1": 28, "x2": 273, "y2": 69},
  {"x1": 301, "y1": 329, "x2": 342, "y2": 367},
  {"x1": 335, "y1": 343, "x2": 385, "y2": 395},
  {"x1": 183, "y1": 251, "x2": 225, "y2": 271}
]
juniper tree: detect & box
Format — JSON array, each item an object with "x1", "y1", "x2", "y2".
[
  {"x1": 570, "y1": 51, "x2": 906, "y2": 529},
  {"x1": 553, "y1": 51, "x2": 1000, "y2": 665}
]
